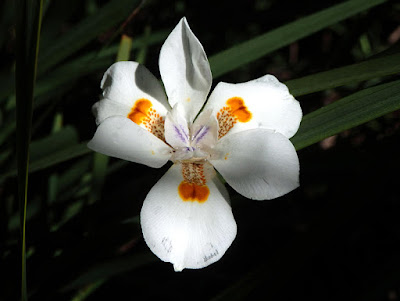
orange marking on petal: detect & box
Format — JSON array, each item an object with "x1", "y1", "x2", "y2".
[
  {"x1": 179, "y1": 163, "x2": 209, "y2": 203},
  {"x1": 216, "y1": 97, "x2": 252, "y2": 139},
  {"x1": 226, "y1": 97, "x2": 252, "y2": 123},
  {"x1": 127, "y1": 98, "x2": 165, "y2": 141},
  {"x1": 128, "y1": 98, "x2": 152, "y2": 125},
  {"x1": 178, "y1": 181, "x2": 209, "y2": 203}
]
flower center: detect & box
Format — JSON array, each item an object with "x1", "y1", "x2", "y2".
[
  {"x1": 171, "y1": 143, "x2": 210, "y2": 163},
  {"x1": 166, "y1": 106, "x2": 217, "y2": 166}
]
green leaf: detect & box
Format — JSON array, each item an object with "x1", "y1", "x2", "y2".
[
  {"x1": 135, "y1": 25, "x2": 152, "y2": 64},
  {"x1": 0, "y1": 29, "x2": 168, "y2": 103},
  {"x1": 32, "y1": 29, "x2": 168, "y2": 102},
  {"x1": 116, "y1": 34, "x2": 133, "y2": 62},
  {"x1": 47, "y1": 113, "x2": 65, "y2": 204},
  {"x1": 57, "y1": 157, "x2": 92, "y2": 202},
  {"x1": 15, "y1": 0, "x2": 44, "y2": 299},
  {"x1": 286, "y1": 53, "x2": 400, "y2": 96},
  {"x1": 0, "y1": 141, "x2": 90, "y2": 182},
  {"x1": 0, "y1": 125, "x2": 77, "y2": 176},
  {"x1": 70, "y1": 280, "x2": 106, "y2": 301},
  {"x1": 291, "y1": 79, "x2": 400, "y2": 150},
  {"x1": 30, "y1": 126, "x2": 78, "y2": 162},
  {"x1": 37, "y1": 0, "x2": 141, "y2": 75},
  {"x1": 29, "y1": 142, "x2": 91, "y2": 174},
  {"x1": 89, "y1": 152, "x2": 109, "y2": 204},
  {"x1": 209, "y1": 0, "x2": 387, "y2": 78}
]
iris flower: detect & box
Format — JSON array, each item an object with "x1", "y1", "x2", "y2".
[{"x1": 88, "y1": 17, "x2": 302, "y2": 271}]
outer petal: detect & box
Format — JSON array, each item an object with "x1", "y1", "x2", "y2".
[
  {"x1": 204, "y1": 75, "x2": 302, "y2": 139},
  {"x1": 95, "y1": 61, "x2": 170, "y2": 125},
  {"x1": 210, "y1": 129, "x2": 299, "y2": 200},
  {"x1": 140, "y1": 162, "x2": 236, "y2": 271},
  {"x1": 159, "y1": 17, "x2": 212, "y2": 123},
  {"x1": 87, "y1": 116, "x2": 172, "y2": 168}
]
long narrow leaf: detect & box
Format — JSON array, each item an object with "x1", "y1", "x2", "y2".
[
  {"x1": 0, "y1": 29, "x2": 168, "y2": 102},
  {"x1": 286, "y1": 53, "x2": 400, "y2": 96},
  {"x1": 209, "y1": 0, "x2": 387, "y2": 78},
  {"x1": 0, "y1": 142, "x2": 91, "y2": 181},
  {"x1": 37, "y1": 0, "x2": 140, "y2": 75},
  {"x1": 15, "y1": 0, "x2": 43, "y2": 299},
  {"x1": 291, "y1": 79, "x2": 400, "y2": 150}
]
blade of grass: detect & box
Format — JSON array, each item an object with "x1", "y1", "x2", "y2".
[
  {"x1": 116, "y1": 34, "x2": 133, "y2": 62},
  {"x1": 286, "y1": 52, "x2": 400, "y2": 97},
  {"x1": 89, "y1": 152, "x2": 109, "y2": 204},
  {"x1": 0, "y1": 29, "x2": 169, "y2": 103},
  {"x1": 56, "y1": 157, "x2": 92, "y2": 203},
  {"x1": 0, "y1": 0, "x2": 141, "y2": 102},
  {"x1": 0, "y1": 142, "x2": 91, "y2": 182},
  {"x1": 209, "y1": 0, "x2": 387, "y2": 78},
  {"x1": 31, "y1": 29, "x2": 168, "y2": 101},
  {"x1": 135, "y1": 25, "x2": 152, "y2": 64},
  {"x1": 30, "y1": 126, "x2": 78, "y2": 161},
  {"x1": 70, "y1": 279, "x2": 106, "y2": 301},
  {"x1": 47, "y1": 113, "x2": 63, "y2": 206},
  {"x1": 15, "y1": 0, "x2": 44, "y2": 300},
  {"x1": 37, "y1": 0, "x2": 140, "y2": 75},
  {"x1": 291, "y1": 79, "x2": 400, "y2": 150}
]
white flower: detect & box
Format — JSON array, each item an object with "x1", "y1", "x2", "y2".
[{"x1": 88, "y1": 17, "x2": 302, "y2": 272}]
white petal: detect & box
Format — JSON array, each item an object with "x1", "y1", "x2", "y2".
[
  {"x1": 204, "y1": 75, "x2": 302, "y2": 139},
  {"x1": 164, "y1": 104, "x2": 190, "y2": 148},
  {"x1": 95, "y1": 61, "x2": 170, "y2": 124},
  {"x1": 210, "y1": 129, "x2": 299, "y2": 200},
  {"x1": 140, "y1": 162, "x2": 236, "y2": 271},
  {"x1": 87, "y1": 116, "x2": 172, "y2": 168},
  {"x1": 159, "y1": 17, "x2": 212, "y2": 123}
]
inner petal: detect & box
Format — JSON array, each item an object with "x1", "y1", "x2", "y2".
[
  {"x1": 128, "y1": 98, "x2": 165, "y2": 141},
  {"x1": 178, "y1": 162, "x2": 210, "y2": 203},
  {"x1": 217, "y1": 97, "x2": 252, "y2": 139},
  {"x1": 164, "y1": 104, "x2": 190, "y2": 149},
  {"x1": 190, "y1": 109, "x2": 218, "y2": 149}
]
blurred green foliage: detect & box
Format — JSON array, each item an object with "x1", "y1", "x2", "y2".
[{"x1": 1, "y1": 0, "x2": 400, "y2": 300}]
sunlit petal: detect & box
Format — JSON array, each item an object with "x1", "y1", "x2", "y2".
[
  {"x1": 204, "y1": 75, "x2": 302, "y2": 139},
  {"x1": 95, "y1": 61, "x2": 170, "y2": 125},
  {"x1": 211, "y1": 129, "x2": 299, "y2": 200},
  {"x1": 140, "y1": 162, "x2": 236, "y2": 271},
  {"x1": 159, "y1": 17, "x2": 212, "y2": 123},
  {"x1": 88, "y1": 116, "x2": 172, "y2": 168}
]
